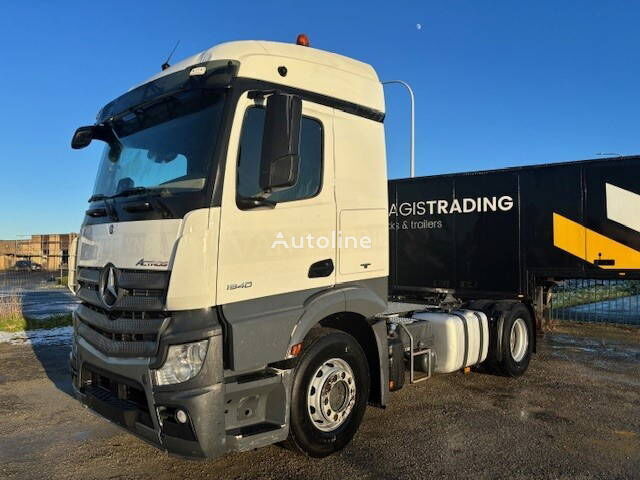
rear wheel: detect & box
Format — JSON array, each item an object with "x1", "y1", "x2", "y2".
[
  {"x1": 497, "y1": 304, "x2": 533, "y2": 377},
  {"x1": 284, "y1": 328, "x2": 369, "y2": 457}
]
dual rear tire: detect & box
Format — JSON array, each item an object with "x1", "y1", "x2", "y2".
[{"x1": 489, "y1": 303, "x2": 534, "y2": 377}]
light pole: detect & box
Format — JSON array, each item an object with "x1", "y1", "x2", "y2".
[{"x1": 382, "y1": 80, "x2": 416, "y2": 178}]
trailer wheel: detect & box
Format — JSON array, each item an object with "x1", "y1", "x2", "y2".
[
  {"x1": 497, "y1": 304, "x2": 533, "y2": 377},
  {"x1": 284, "y1": 328, "x2": 369, "y2": 457}
]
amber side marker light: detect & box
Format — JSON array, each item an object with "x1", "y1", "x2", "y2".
[
  {"x1": 296, "y1": 34, "x2": 310, "y2": 47},
  {"x1": 290, "y1": 343, "x2": 303, "y2": 357}
]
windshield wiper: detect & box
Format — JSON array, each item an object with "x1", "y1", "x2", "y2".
[
  {"x1": 86, "y1": 194, "x2": 119, "y2": 221},
  {"x1": 88, "y1": 193, "x2": 108, "y2": 202},
  {"x1": 108, "y1": 186, "x2": 151, "y2": 199},
  {"x1": 88, "y1": 187, "x2": 153, "y2": 202}
]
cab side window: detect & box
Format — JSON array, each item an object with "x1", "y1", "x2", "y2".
[{"x1": 237, "y1": 107, "x2": 323, "y2": 205}]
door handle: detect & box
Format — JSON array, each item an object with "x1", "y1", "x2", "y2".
[{"x1": 308, "y1": 259, "x2": 334, "y2": 278}]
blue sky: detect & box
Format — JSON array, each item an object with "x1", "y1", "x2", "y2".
[{"x1": 0, "y1": 0, "x2": 638, "y2": 238}]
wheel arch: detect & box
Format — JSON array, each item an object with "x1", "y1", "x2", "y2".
[
  {"x1": 318, "y1": 312, "x2": 388, "y2": 408},
  {"x1": 286, "y1": 280, "x2": 389, "y2": 407}
]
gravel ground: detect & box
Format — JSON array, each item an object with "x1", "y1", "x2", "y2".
[{"x1": 0, "y1": 322, "x2": 638, "y2": 480}]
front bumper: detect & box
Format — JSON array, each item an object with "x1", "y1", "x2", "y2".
[
  {"x1": 71, "y1": 332, "x2": 226, "y2": 458},
  {"x1": 70, "y1": 306, "x2": 292, "y2": 459}
]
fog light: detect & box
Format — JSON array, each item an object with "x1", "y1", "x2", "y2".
[
  {"x1": 175, "y1": 409, "x2": 188, "y2": 424},
  {"x1": 153, "y1": 340, "x2": 209, "y2": 386}
]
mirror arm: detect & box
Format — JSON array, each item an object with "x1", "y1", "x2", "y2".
[
  {"x1": 91, "y1": 124, "x2": 123, "y2": 161},
  {"x1": 93, "y1": 124, "x2": 119, "y2": 145},
  {"x1": 247, "y1": 89, "x2": 278, "y2": 100}
]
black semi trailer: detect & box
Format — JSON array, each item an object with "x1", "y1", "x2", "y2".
[{"x1": 389, "y1": 155, "x2": 640, "y2": 327}]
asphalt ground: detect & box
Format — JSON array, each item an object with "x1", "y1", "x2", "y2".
[{"x1": 0, "y1": 322, "x2": 639, "y2": 480}]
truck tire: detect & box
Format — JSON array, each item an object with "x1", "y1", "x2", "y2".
[
  {"x1": 496, "y1": 304, "x2": 533, "y2": 377},
  {"x1": 284, "y1": 327, "x2": 370, "y2": 457}
]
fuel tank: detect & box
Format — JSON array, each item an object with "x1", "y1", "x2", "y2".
[{"x1": 405, "y1": 309, "x2": 489, "y2": 374}]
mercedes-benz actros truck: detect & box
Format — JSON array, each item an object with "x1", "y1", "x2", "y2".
[{"x1": 68, "y1": 36, "x2": 640, "y2": 459}]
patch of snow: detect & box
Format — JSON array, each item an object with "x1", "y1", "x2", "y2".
[{"x1": 0, "y1": 326, "x2": 72, "y2": 346}]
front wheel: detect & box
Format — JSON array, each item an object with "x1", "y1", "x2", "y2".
[{"x1": 284, "y1": 328, "x2": 370, "y2": 457}]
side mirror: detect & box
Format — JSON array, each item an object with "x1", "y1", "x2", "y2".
[
  {"x1": 259, "y1": 93, "x2": 302, "y2": 192},
  {"x1": 72, "y1": 124, "x2": 122, "y2": 160},
  {"x1": 71, "y1": 126, "x2": 95, "y2": 149}
]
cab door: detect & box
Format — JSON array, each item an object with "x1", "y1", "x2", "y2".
[{"x1": 217, "y1": 93, "x2": 336, "y2": 305}]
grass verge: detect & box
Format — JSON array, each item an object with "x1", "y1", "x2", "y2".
[
  {"x1": 0, "y1": 294, "x2": 72, "y2": 332},
  {"x1": 0, "y1": 313, "x2": 72, "y2": 333}
]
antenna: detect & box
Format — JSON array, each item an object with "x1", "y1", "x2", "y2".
[{"x1": 161, "y1": 40, "x2": 181, "y2": 71}]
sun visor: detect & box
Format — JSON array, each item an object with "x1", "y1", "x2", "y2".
[{"x1": 97, "y1": 60, "x2": 239, "y2": 123}]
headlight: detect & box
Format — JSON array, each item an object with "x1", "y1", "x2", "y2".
[{"x1": 154, "y1": 340, "x2": 209, "y2": 386}]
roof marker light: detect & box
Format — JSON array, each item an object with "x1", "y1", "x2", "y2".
[{"x1": 296, "y1": 34, "x2": 310, "y2": 47}]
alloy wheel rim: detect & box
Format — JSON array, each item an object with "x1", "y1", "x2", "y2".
[
  {"x1": 510, "y1": 317, "x2": 529, "y2": 362},
  {"x1": 307, "y1": 358, "x2": 356, "y2": 432}
]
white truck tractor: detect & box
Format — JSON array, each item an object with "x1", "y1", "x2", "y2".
[{"x1": 68, "y1": 36, "x2": 535, "y2": 459}]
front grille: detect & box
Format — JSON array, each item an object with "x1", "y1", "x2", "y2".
[
  {"x1": 75, "y1": 266, "x2": 170, "y2": 357},
  {"x1": 84, "y1": 321, "x2": 157, "y2": 343},
  {"x1": 76, "y1": 303, "x2": 168, "y2": 357},
  {"x1": 83, "y1": 302, "x2": 167, "y2": 321},
  {"x1": 76, "y1": 267, "x2": 169, "y2": 312},
  {"x1": 77, "y1": 267, "x2": 169, "y2": 291}
]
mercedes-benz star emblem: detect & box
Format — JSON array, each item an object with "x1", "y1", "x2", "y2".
[{"x1": 100, "y1": 264, "x2": 119, "y2": 307}]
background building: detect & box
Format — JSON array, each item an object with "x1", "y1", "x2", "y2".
[{"x1": 0, "y1": 233, "x2": 78, "y2": 271}]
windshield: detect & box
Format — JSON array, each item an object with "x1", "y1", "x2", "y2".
[{"x1": 92, "y1": 89, "x2": 226, "y2": 198}]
